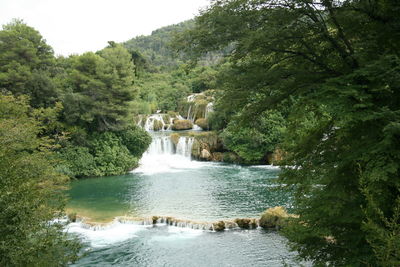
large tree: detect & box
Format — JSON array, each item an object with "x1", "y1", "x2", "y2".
[
  {"x1": 0, "y1": 94, "x2": 80, "y2": 266},
  {"x1": 177, "y1": 0, "x2": 400, "y2": 265},
  {"x1": 0, "y1": 19, "x2": 59, "y2": 108},
  {"x1": 62, "y1": 44, "x2": 137, "y2": 132}
]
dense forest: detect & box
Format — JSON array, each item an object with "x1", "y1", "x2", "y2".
[
  {"x1": 1, "y1": 0, "x2": 400, "y2": 266},
  {"x1": 174, "y1": 0, "x2": 400, "y2": 266}
]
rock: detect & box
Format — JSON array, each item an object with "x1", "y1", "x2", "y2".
[
  {"x1": 172, "y1": 119, "x2": 193, "y2": 130},
  {"x1": 153, "y1": 120, "x2": 163, "y2": 131},
  {"x1": 213, "y1": 221, "x2": 225, "y2": 231},
  {"x1": 195, "y1": 118, "x2": 209, "y2": 130},
  {"x1": 212, "y1": 152, "x2": 223, "y2": 162},
  {"x1": 250, "y1": 218, "x2": 258, "y2": 229},
  {"x1": 224, "y1": 221, "x2": 237, "y2": 229},
  {"x1": 259, "y1": 206, "x2": 289, "y2": 229},
  {"x1": 67, "y1": 212, "x2": 77, "y2": 222},
  {"x1": 234, "y1": 218, "x2": 252, "y2": 229},
  {"x1": 152, "y1": 216, "x2": 159, "y2": 224},
  {"x1": 200, "y1": 149, "x2": 211, "y2": 160},
  {"x1": 191, "y1": 139, "x2": 201, "y2": 158},
  {"x1": 170, "y1": 133, "x2": 181, "y2": 145},
  {"x1": 266, "y1": 148, "x2": 285, "y2": 164}
]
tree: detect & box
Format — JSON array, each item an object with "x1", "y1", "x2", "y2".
[
  {"x1": 177, "y1": 0, "x2": 400, "y2": 265},
  {"x1": 0, "y1": 94, "x2": 80, "y2": 266},
  {"x1": 0, "y1": 19, "x2": 59, "y2": 107},
  {"x1": 62, "y1": 44, "x2": 136, "y2": 132}
]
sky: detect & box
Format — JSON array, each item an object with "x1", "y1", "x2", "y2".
[{"x1": 0, "y1": 0, "x2": 210, "y2": 56}]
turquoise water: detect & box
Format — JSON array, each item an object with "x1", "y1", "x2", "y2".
[
  {"x1": 68, "y1": 164, "x2": 290, "y2": 222},
  {"x1": 67, "y1": 133, "x2": 301, "y2": 266}
]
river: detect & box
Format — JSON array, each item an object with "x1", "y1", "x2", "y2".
[{"x1": 66, "y1": 131, "x2": 302, "y2": 266}]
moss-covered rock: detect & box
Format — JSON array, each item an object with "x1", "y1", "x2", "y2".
[
  {"x1": 266, "y1": 148, "x2": 285, "y2": 165},
  {"x1": 152, "y1": 216, "x2": 159, "y2": 224},
  {"x1": 259, "y1": 206, "x2": 289, "y2": 229},
  {"x1": 195, "y1": 118, "x2": 209, "y2": 130},
  {"x1": 212, "y1": 152, "x2": 224, "y2": 162},
  {"x1": 213, "y1": 221, "x2": 225, "y2": 231},
  {"x1": 153, "y1": 120, "x2": 163, "y2": 131},
  {"x1": 170, "y1": 133, "x2": 181, "y2": 145},
  {"x1": 191, "y1": 139, "x2": 201, "y2": 158},
  {"x1": 172, "y1": 120, "x2": 193, "y2": 130},
  {"x1": 234, "y1": 218, "x2": 252, "y2": 229},
  {"x1": 162, "y1": 114, "x2": 171, "y2": 124},
  {"x1": 67, "y1": 212, "x2": 77, "y2": 223}
]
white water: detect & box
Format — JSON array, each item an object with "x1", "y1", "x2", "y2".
[
  {"x1": 134, "y1": 133, "x2": 205, "y2": 175},
  {"x1": 66, "y1": 221, "x2": 202, "y2": 248},
  {"x1": 144, "y1": 114, "x2": 169, "y2": 131},
  {"x1": 205, "y1": 102, "x2": 213, "y2": 119}
]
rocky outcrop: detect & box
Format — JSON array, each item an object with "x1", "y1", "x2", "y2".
[
  {"x1": 259, "y1": 206, "x2": 289, "y2": 229},
  {"x1": 234, "y1": 218, "x2": 258, "y2": 229},
  {"x1": 195, "y1": 118, "x2": 209, "y2": 130},
  {"x1": 67, "y1": 212, "x2": 77, "y2": 222},
  {"x1": 213, "y1": 221, "x2": 226, "y2": 231},
  {"x1": 266, "y1": 148, "x2": 285, "y2": 164},
  {"x1": 172, "y1": 119, "x2": 193, "y2": 130},
  {"x1": 190, "y1": 131, "x2": 221, "y2": 161},
  {"x1": 170, "y1": 133, "x2": 180, "y2": 145}
]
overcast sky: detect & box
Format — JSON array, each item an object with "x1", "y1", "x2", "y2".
[{"x1": 0, "y1": 0, "x2": 210, "y2": 56}]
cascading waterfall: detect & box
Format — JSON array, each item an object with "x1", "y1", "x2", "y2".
[
  {"x1": 144, "y1": 114, "x2": 168, "y2": 131},
  {"x1": 176, "y1": 137, "x2": 194, "y2": 158},
  {"x1": 146, "y1": 135, "x2": 174, "y2": 155},
  {"x1": 205, "y1": 102, "x2": 213, "y2": 119},
  {"x1": 134, "y1": 125, "x2": 203, "y2": 174}
]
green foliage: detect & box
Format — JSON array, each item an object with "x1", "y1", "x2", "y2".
[
  {"x1": 59, "y1": 126, "x2": 151, "y2": 178},
  {"x1": 58, "y1": 146, "x2": 96, "y2": 177},
  {"x1": 0, "y1": 94, "x2": 80, "y2": 266},
  {"x1": 181, "y1": 0, "x2": 400, "y2": 265},
  {"x1": 116, "y1": 126, "x2": 152, "y2": 157},
  {"x1": 62, "y1": 44, "x2": 136, "y2": 132},
  {"x1": 124, "y1": 20, "x2": 195, "y2": 69},
  {"x1": 134, "y1": 69, "x2": 191, "y2": 113},
  {"x1": 0, "y1": 19, "x2": 59, "y2": 108},
  {"x1": 221, "y1": 110, "x2": 285, "y2": 164},
  {"x1": 89, "y1": 132, "x2": 137, "y2": 176}
]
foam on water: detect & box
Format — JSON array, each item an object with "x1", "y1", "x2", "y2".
[
  {"x1": 133, "y1": 153, "x2": 208, "y2": 175},
  {"x1": 66, "y1": 221, "x2": 148, "y2": 248},
  {"x1": 133, "y1": 132, "x2": 209, "y2": 175}
]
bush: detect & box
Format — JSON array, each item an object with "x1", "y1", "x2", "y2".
[
  {"x1": 58, "y1": 126, "x2": 151, "y2": 178},
  {"x1": 90, "y1": 132, "x2": 138, "y2": 176},
  {"x1": 195, "y1": 118, "x2": 209, "y2": 130},
  {"x1": 221, "y1": 110, "x2": 285, "y2": 164},
  {"x1": 117, "y1": 126, "x2": 151, "y2": 157},
  {"x1": 259, "y1": 206, "x2": 289, "y2": 229},
  {"x1": 58, "y1": 146, "x2": 97, "y2": 177},
  {"x1": 172, "y1": 119, "x2": 193, "y2": 130}
]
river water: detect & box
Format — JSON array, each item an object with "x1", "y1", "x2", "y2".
[{"x1": 67, "y1": 132, "x2": 301, "y2": 266}]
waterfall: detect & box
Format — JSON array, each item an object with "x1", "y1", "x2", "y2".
[
  {"x1": 186, "y1": 105, "x2": 193, "y2": 122},
  {"x1": 176, "y1": 137, "x2": 194, "y2": 158},
  {"x1": 144, "y1": 114, "x2": 166, "y2": 131},
  {"x1": 205, "y1": 102, "x2": 214, "y2": 119},
  {"x1": 146, "y1": 135, "x2": 174, "y2": 155},
  {"x1": 134, "y1": 132, "x2": 204, "y2": 174}
]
